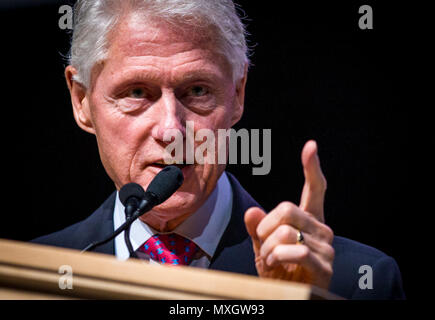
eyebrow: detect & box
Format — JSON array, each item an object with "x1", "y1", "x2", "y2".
[
  {"x1": 174, "y1": 69, "x2": 224, "y2": 85},
  {"x1": 116, "y1": 67, "x2": 225, "y2": 87}
]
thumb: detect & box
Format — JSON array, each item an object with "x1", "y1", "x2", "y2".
[{"x1": 244, "y1": 207, "x2": 267, "y2": 257}]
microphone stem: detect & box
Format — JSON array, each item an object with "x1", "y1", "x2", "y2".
[
  {"x1": 81, "y1": 216, "x2": 134, "y2": 253},
  {"x1": 124, "y1": 225, "x2": 138, "y2": 259},
  {"x1": 81, "y1": 193, "x2": 158, "y2": 253}
]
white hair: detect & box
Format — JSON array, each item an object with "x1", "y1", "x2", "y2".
[{"x1": 69, "y1": 0, "x2": 250, "y2": 88}]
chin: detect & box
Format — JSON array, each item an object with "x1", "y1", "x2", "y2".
[
  {"x1": 152, "y1": 189, "x2": 204, "y2": 216},
  {"x1": 124, "y1": 163, "x2": 220, "y2": 214}
]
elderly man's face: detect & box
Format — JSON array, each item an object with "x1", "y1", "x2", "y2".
[{"x1": 67, "y1": 14, "x2": 246, "y2": 229}]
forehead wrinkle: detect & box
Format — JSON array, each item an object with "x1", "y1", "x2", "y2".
[
  {"x1": 108, "y1": 12, "x2": 212, "y2": 60},
  {"x1": 103, "y1": 14, "x2": 232, "y2": 88},
  {"x1": 113, "y1": 64, "x2": 225, "y2": 90},
  {"x1": 110, "y1": 51, "x2": 226, "y2": 86}
]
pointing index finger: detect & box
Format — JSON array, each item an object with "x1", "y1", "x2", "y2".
[{"x1": 299, "y1": 140, "x2": 327, "y2": 222}]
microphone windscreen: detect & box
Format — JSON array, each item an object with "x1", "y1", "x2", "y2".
[
  {"x1": 146, "y1": 166, "x2": 184, "y2": 205},
  {"x1": 119, "y1": 183, "x2": 146, "y2": 206}
]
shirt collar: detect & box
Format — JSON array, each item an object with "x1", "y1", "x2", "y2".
[{"x1": 114, "y1": 172, "x2": 233, "y2": 260}]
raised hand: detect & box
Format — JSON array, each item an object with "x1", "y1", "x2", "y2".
[{"x1": 244, "y1": 140, "x2": 334, "y2": 289}]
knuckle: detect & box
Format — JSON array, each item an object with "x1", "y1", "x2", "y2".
[
  {"x1": 277, "y1": 224, "x2": 293, "y2": 241},
  {"x1": 315, "y1": 222, "x2": 333, "y2": 243},
  {"x1": 323, "y1": 244, "x2": 335, "y2": 262},
  {"x1": 278, "y1": 201, "x2": 295, "y2": 215},
  {"x1": 322, "y1": 225, "x2": 334, "y2": 243},
  {"x1": 329, "y1": 246, "x2": 335, "y2": 261},
  {"x1": 275, "y1": 202, "x2": 297, "y2": 225},
  {"x1": 323, "y1": 265, "x2": 333, "y2": 277},
  {"x1": 327, "y1": 264, "x2": 333, "y2": 276}
]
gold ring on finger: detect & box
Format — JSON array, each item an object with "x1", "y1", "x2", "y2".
[{"x1": 296, "y1": 230, "x2": 305, "y2": 245}]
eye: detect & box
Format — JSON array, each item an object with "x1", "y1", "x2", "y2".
[
  {"x1": 188, "y1": 86, "x2": 209, "y2": 97},
  {"x1": 128, "y1": 88, "x2": 147, "y2": 99}
]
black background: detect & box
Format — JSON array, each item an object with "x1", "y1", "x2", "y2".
[{"x1": 0, "y1": 1, "x2": 412, "y2": 298}]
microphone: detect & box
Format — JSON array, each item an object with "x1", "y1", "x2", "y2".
[
  {"x1": 81, "y1": 165, "x2": 184, "y2": 253},
  {"x1": 119, "y1": 183, "x2": 146, "y2": 258},
  {"x1": 119, "y1": 183, "x2": 146, "y2": 219},
  {"x1": 127, "y1": 165, "x2": 185, "y2": 220}
]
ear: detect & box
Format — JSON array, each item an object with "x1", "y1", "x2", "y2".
[
  {"x1": 231, "y1": 63, "x2": 248, "y2": 126},
  {"x1": 65, "y1": 66, "x2": 96, "y2": 135}
]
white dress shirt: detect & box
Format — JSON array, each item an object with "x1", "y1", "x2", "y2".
[{"x1": 113, "y1": 172, "x2": 233, "y2": 268}]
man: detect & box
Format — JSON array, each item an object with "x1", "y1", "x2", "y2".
[{"x1": 32, "y1": 0, "x2": 405, "y2": 299}]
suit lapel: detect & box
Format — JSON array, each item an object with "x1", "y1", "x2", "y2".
[
  {"x1": 77, "y1": 192, "x2": 117, "y2": 255},
  {"x1": 93, "y1": 192, "x2": 117, "y2": 255},
  {"x1": 208, "y1": 173, "x2": 259, "y2": 276}
]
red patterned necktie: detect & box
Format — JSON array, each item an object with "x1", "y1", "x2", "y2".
[{"x1": 137, "y1": 233, "x2": 199, "y2": 266}]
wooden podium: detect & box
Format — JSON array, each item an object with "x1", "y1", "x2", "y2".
[{"x1": 0, "y1": 239, "x2": 340, "y2": 300}]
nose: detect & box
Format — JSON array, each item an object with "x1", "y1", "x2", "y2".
[{"x1": 151, "y1": 89, "x2": 186, "y2": 143}]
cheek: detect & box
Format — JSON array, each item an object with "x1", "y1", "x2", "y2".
[
  {"x1": 190, "y1": 113, "x2": 232, "y2": 179},
  {"x1": 90, "y1": 98, "x2": 153, "y2": 185},
  {"x1": 92, "y1": 93, "x2": 155, "y2": 145},
  {"x1": 193, "y1": 101, "x2": 236, "y2": 129},
  {"x1": 92, "y1": 104, "x2": 128, "y2": 154}
]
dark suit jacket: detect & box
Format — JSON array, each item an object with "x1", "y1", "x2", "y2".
[{"x1": 32, "y1": 173, "x2": 405, "y2": 299}]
